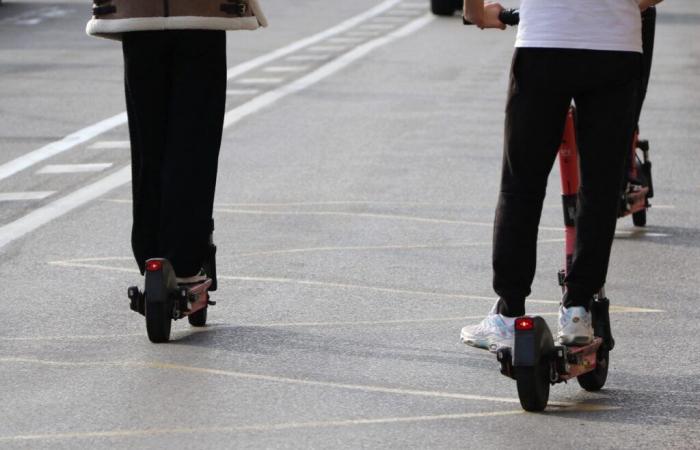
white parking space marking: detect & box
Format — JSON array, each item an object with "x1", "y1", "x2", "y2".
[
  {"x1": 226, "y1": 89, "x2": 261, "y2": 96},
  {"x1": 87, "y1": 141, "x2": 130, "y2": 150},
  {"x1": 235, "y1": 78, "x2": 285, "y2": 85},
  {"x1": 262, "y1": 66, "x2": 309, "y2": 73},
  {"x1": 36, "y1": 163, "x2": 113, "y2": 174},
  {"x1": 0, "y1": 191, "x2": 55, "y2": 202}
]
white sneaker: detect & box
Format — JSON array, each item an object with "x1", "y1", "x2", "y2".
[
  {"x1": 460, "y1": 304, "x2": 515, "y2": 353},
  {"x1": 557, "y1": 305, "x2": 593, "y2": 345}
]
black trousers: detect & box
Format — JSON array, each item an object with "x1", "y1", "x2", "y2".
[
  {"x1": 123, "y1": 30, "x2": 227, "y2": 277},
  {"x1": 493, "y1": 48, "x2": 642, "y2": 317}
]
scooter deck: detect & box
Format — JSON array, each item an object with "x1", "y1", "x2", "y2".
[
  {"x1": 556, "y1": 337, "x2": 603, "y2": 381},
  {"x1": 177, "y1": 278, "x2": 213, "y2": 316}
]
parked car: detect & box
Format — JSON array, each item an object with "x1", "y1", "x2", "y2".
[{"x1": 431, "y1": 0, "x2": 461, "y2": 16}]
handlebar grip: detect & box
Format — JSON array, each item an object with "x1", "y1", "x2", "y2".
[
  {"x1": 498, "y1": 9, "x2": 520, "y2": 26},
  {"x1": 462, "y1": 8, "x2": 520, "y2": 26}
]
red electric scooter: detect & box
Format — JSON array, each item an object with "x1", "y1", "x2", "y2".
[{"x1": 466, "y1": 7, "x2": 656, "y2": 411}]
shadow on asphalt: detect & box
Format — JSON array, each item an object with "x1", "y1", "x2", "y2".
[{"x1": 171, "y1": 324, "x2": 496, "y2": 371}]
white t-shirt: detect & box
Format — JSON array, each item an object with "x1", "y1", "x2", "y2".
[{"x1": 515, "y1": 0, "x2": 642, "y2": 53}]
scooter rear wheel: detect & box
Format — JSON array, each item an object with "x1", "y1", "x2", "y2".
[
  {"x1": 515, "y1": 361, "x2": 550, "y2": 412},
  {"x1": 145, "y1": 300, "x2": 172, "y2": 343},
  {"x1": 577, "y1": 348, "x2": 609, "y2": 391}
]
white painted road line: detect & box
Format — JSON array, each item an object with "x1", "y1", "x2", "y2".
[
  {"x1": 326, "y1": 37, "x2": 364, "y2": 44},
  {"x1": 225, "y1": 0, "x2": 403, "y2": 80},
  {"x1": 236, "y1": 78, "x2": 285, "y2": 85},
  {"x1": 0, "y1": 357, "x2": 578, "y2": 408},
  {"x1": 285, "y1": 54, "x2": 331, "y2": 62},
  {"x1": 36, "y1": 163, "x2": 113, "y2": 174},
  {"x1": 224, "y1": 14, "x2": 435, "y2": 129},
  {"x1": 0, "y1": 166, "x2": 132, "y2": 249},
  {"x1": 360, "y1": 23, "x2": 397, "y2": 30},
  {"x1": 262, "y1": 66, "x2": 309, "y2": 73},
  {"x1": 0, "y1": 0, "x2": 404, "y2": 184},
  {"x1": 0, "y1": 113, "x2": 127, "y2": 182},
  {"x1": 0, "y1": 4, "x2": 431, "y2": 252},
  {"x1": 87, "y1": 141, "x2": 130, "y2": 150},
  {"x1": 0, "y1": 191, "x2": 55, "y2": 202},
  {"x1": 307, "y1": 45, "x2": 347, "y2": 52},
  {"x1": 226, "y1": 89, "x2": 261, "y2": 96},
  {"x1": 345, "y1": 30, "x2": 381, "y2": 37}
]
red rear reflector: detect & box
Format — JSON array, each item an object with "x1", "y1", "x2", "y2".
[
  {"x1": 515, "y1": 317, "x2": 535, "y2": 331},
  {"x1": 146, "y1": 260, "x2": 162, "y2": 272}
]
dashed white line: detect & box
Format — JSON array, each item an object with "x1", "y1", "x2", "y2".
[
  {"x1": 0, "y1": 113, "x2": 127, "y2": 182},
  {"x1": 262, "y1": 66, "x2": 309, "y2": 73},
  {"x1": 285, "y1": 54, "x2": 332, "y2": 62},
  {"x1": 0, "y1": 191, "x2": 55, "y2": 202},
  {"x1": 226, "y1": 88, "x2": 261, "y2": 96},
  {"x1": 0, "y1": 166, "x2": 131, "y2": 249},
  {"x1": 224, "y1": 14, "x2": 435, "y2": 131},
  {"x1": 0, "y1": 1, "x2": 428, "y2": 251},
  {"x1": 307, "y1": 45, "x2": 347, "y2": 52},
  {"x1": 37, "y1": 163, "x2": 113, "y2": 174},
  {"x1": 326, "y1": 37, "x2": 365, "y2": 44},
  {"x1": 87, "y1": 141, "x2": 130, "y2": 150},
  {"x1": 359, "y1": 23, "x2": 397, "y2": 30},
  {"x1": 235, "y1": 78, "x2": 285, "y2": 85}
]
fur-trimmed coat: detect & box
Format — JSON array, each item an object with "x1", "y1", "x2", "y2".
[{"x1": 86, "y1": 0, "x2": 267, "y2": 40}]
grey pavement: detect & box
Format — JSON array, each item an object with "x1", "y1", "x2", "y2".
[{"x1": 1, "y1": 0, "x2": 699, "y2": 448}]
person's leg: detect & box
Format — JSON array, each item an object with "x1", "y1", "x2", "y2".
[
  {"x1": 160, "y1": 30, "x2": 227, "y2": 277},
  {"x1": 492, "y1": 48, "x2": 573, "y2": 317},
  {"x1": 122, "y1": 32, "x2": 170, "y2": 274},
  {"x1": 565, "y1": 51, "x2": 642, "y2": 307}
]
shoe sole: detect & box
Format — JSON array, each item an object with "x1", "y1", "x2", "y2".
[{"x1": 558, "y1": 335, "x2": 593, "y2": 345}]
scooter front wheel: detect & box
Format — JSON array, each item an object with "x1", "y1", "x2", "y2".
[
  {"x1": 577, "y1": 347, "x2": 609, "y2": 391},
  {"x1": 188, "y1": 306, "x2": 207, "y2": 327}
]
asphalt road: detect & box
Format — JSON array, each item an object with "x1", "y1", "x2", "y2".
[{"x1": 1, "y1": 0, "x2": 699, "y2": 448}]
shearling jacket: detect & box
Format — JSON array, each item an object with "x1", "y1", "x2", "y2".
[{"x1": 86, "y1": 0, "x2": 267, "y2": 40}]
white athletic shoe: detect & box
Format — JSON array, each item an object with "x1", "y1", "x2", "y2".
[
  {"x1": 557, "y1": 305, "x2": 594, "y2": 345},
  {"x1": 460, "y1": 303, "x2": 515, "y2": 353}
]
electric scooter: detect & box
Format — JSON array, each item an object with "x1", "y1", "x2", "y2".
[
  {"x1": 464, "y1": 7, "x2": 656, "y2": 411},
  {"x1": 127, "y1": 220, "x2": 218, "y2": 343}
]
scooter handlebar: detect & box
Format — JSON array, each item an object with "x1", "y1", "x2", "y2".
[{"x1": 462, "y1": 8, "x2": 520, "y2": 27}]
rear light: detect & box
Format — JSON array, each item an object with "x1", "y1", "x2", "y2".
[
  {"x1": 146, "y1": 260, "x2": 162, "y2": 272},
  {"x1": 515, "y1": 317, "x2": 535, "y2": 331}
]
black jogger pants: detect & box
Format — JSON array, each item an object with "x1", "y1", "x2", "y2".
[{"x1": 493, "y1": 48, "x2": 641, "y2": 317}]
